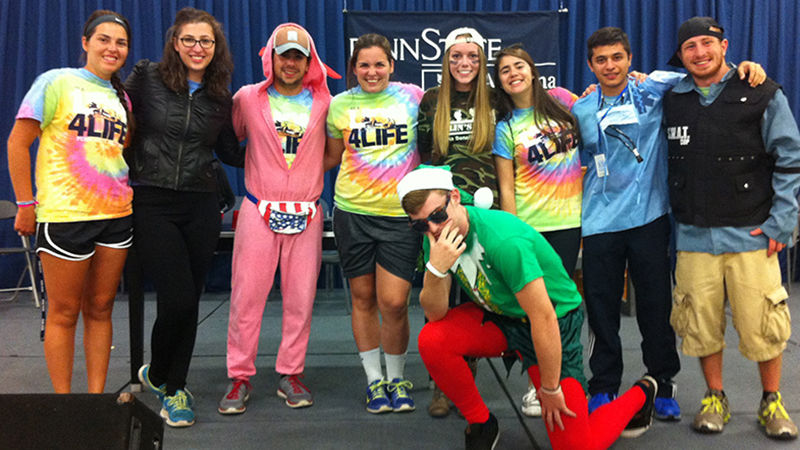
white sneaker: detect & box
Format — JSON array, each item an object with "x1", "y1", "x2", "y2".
[{"x1": 522, "y1": 384, "x2": 542, "y2": 417}]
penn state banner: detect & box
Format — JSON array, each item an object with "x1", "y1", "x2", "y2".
[{"x1": 344, "y1": 11, "x2": 560, "y2": 90}]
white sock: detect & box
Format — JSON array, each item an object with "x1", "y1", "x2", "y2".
[
  {"x1": 359, "y1": 348, "x2": 383, "y2": 383},
  {"x1": 385, "y1": 351, "x2": 407, "y2": 381}
]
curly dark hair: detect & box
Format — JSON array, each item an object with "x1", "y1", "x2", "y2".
[{"x1": 158, "y1": 7, "x2": 233, "y2": 100}]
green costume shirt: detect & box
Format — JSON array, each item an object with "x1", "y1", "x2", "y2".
[{"x1": 423, "y1": 206, "x2": 582, "y2": 318}]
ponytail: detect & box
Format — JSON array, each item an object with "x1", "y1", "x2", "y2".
[{"x1": 109, "y1": 72, "x2": 134, "y2": 146}]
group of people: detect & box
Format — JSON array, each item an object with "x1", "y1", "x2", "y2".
[{"x1": 6, "y1": 6, "x2": 799, "y2": 449}]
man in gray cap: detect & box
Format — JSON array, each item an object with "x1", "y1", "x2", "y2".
[{"x1": 664, "y1": 16, "x2": 800, "y2": 440}]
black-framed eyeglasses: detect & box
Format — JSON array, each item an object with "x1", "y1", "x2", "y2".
[
  {"x1": 409, "y1": 195, "x2": 450, "y2": 233},
  {"x1": 179, "y1": 37, "x2": 215, "y2": 49}
]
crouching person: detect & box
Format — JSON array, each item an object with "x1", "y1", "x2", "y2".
[{"x1": 397, "y1": 166, "x2": 658, "y2": 450}]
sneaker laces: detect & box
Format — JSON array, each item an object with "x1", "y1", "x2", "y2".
[
  {"x1": 368, "y1": 380, "x2": 389, "y2": 399},
  {"x1": 387, "y1": 379, "x2": 413, "y2": 396},
  {"x1": 226, "y1": 379, "x2": 248, "y2": 400},
  {"x1": 285, "y1": 374, "x2": 309, "y2": 394},
  {"x1": 762, "y1": 393, "x2": 791, "y2": 420},
  {"x1": 700, "y1": 394, "x2": 725, "y2": 416},
  {"x1": 167, "y1": 391, "x2": 190, "y2": 409},
  {"x1": 523, "y1": 386, "x2": 538, "y2": 404}
]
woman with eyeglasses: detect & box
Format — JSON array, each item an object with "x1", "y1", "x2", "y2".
[
  {"x1": 7, "y1": 10, "x2": 133, "y2": 394},
  {"x1": 124, "y1": 7, "x2": 242, "y2": 427},
  {"x1": 324, "y1": 33, "x2": 423, "y2": 414}
]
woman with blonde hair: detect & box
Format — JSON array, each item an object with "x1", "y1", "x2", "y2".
[
  {"x1": 417, "y1": 27, "x2": 503, "y2": 418},
  {"x1": 418, "y1": 27, "x2": 499, "y2": 207}
]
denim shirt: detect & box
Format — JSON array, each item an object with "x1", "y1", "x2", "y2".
[{"x1": 574, "y1": 71, "x2": 683, "y2": 237}]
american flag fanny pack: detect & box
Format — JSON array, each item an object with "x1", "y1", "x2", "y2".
[{"x1": 246, "y1": 192, "x2": 318, "y2": 235}]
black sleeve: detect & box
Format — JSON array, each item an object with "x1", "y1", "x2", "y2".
[
  {"x1": 214, "y1": 101, "x2": 245, "y2": 168},
  {"x1": 123, "y1": 59, "x2": 151, "y2": 114}
]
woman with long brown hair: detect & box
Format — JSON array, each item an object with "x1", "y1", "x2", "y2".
[
  {"x1": 492, "y1": 44, "x2": 581, "y2": 275},
  {"x1": 125, "y1": 7, "x2": 242, "y2": 427}
]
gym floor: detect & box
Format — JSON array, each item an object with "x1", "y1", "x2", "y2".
[{"x1": 1, "y1": 283, "x2": 798, "y2": 449}]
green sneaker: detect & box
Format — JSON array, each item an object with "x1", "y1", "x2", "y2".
[
  {"x1": 693, "y1": 389, "x2": 730, "y2": 434},
  {"x1": 759, "y1": 392, "x2": 798, "y2": 440}
]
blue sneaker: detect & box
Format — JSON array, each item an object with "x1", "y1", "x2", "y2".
[
  {"x1": 655, "y1": 397, "x2": 682, "y2": 421},
  {"x1": 387, "y1": 378, "x2": 415, "y2": 412},
  {"x1": 138, "y1": 364, "x2": 194, "y2": 406},
  {"x1": 138, "y1": 364, "x2": 166, "y2": 400},
  {"x1": 160, "y1": 389, "x2": 195, "y2": 427},
  {"x1": 366, "y1": 379, "x2": 392, "y2": 414},
  {"x1": 588, "y1": 392, "x2": 617, "y2": 414}
]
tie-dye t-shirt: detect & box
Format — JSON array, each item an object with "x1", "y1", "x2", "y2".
[
  {"x1": 16, "y1": 68, "x2": 131, "y2": 222},
  {"x1": 268, "y1": 86, "x2": 312, "y2": 168},
  {"x1": 327, "y1": 82, "x2": 423, "y2": 217},
  {"x1": 493, "y1": 90, "x2": 581, "y2": 232}
]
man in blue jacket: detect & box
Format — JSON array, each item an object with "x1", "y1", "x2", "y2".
[
  {"x1": 572, "y1": 26, "x2": 765, "y2": 423},
  {"x1": 572, "y1": 26, "x2": 683, "y2": 422}
]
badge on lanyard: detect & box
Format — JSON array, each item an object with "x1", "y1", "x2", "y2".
[
  {"x1": 594, "y1": 153, "x2": 609, "y2": 178},
  {"x1": 594, "y1": 85, "x2": 644, "y2": 164}
]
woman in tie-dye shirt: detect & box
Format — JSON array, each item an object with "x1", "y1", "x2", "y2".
[
  {"x1": 324, "y1": 33, "x2": 422, "y2": 414},
  {"x1": 7, "y1": 10, "x2": 133, "y2": 394},
  {"x1": 492, "y1": 45, "x2": 582, "y2": 277}
]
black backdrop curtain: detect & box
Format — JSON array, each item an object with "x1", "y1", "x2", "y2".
[{"x1": 1, "y1": 0, "x2": 798, "y2": 286}]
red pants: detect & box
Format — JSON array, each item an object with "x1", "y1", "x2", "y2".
[{"x1": 418, "y1": 303, "x2": 645, "y2": 450}]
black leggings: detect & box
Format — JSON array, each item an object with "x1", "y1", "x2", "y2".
[
  {"x1": 541, "y1": 227, "x2": 582, "y2": 277},
  {"x1": 133, "y1": 186, "x2": 220, "y2": 395}
]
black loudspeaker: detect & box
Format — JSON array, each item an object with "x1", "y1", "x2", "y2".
[{"x1": 0, "y1": 392, "x2": 163, "y2": 449}]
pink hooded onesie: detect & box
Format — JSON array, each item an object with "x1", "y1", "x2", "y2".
[{"x1": 226, "y1": 23, "x2": 332, "y2": 379}]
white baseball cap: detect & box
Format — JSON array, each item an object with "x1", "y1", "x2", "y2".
[{"x1": 444, "y1": 27, "x2": 485, "y2": 52}]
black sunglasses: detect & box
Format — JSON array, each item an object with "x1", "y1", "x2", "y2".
[{"x1": 409, "y1": 195, "x2": 450, "y2": 233}]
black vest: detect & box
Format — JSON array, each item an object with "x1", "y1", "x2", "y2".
[{"x1": 664, "y1": 75, "x2": 779, "y2": 227}]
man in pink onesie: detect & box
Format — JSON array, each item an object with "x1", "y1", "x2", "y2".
[{"x1": 218, "y1": 23, "x2": 333, "y2": 414}]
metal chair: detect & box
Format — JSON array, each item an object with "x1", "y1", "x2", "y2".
[{"x1": 0, "y1": 200, "x2": 42, "y2": 307}]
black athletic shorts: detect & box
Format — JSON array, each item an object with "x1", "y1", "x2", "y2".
[
  {"x1": 36, "y1": 216, "x2": 133, "y2": 261},
  {"x1": 332, "y1": 207, "x2": 421, "y2": 282}
]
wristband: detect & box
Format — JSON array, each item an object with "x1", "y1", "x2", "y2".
[
  {"x1": 425, "y1": 261, "x2": 448, "y2": 278},
  {"x1": 16, "y1": 200, "x2": 38, "y2": 207},
  {"x1": 538, "y1": 384, "x2": 562, "y2": 396}
]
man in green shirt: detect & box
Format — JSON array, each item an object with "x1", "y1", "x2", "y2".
[{"x1": 397, "y1": 166, "x2": 657, "y2": 450}]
